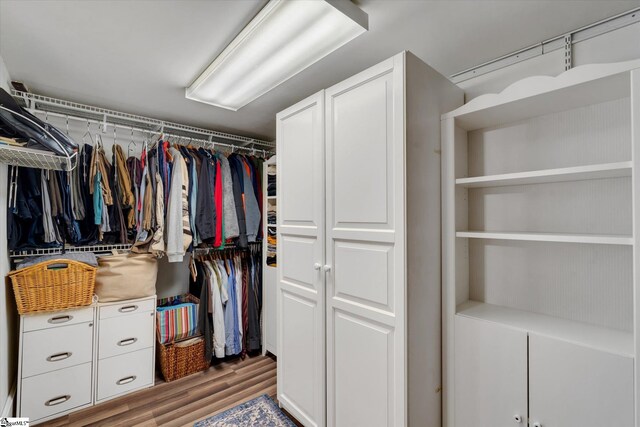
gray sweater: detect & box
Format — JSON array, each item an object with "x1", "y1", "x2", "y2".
[{"x1": 220, "y1": 156, "x2": 240, "y2": 239}]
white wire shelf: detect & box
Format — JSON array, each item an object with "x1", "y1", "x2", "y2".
[
  {"x1": 11, "y1": 241, "x2": 263, "y2": 259},
  {"x1": 192, "y1": 241, "x2": 262, "y2": 256},
  {"x1": 0, "y1": 144, "x2": 77, "y2": 171},
  {"x1": 11, "y1": 90, "x2": 275, "y2": 152},
  {"x1": 10, "y1": 243, "x2": 133, "y2": 259}
]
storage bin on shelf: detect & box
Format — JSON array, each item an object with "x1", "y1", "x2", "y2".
[
  {"x1": 156, "y1": 293, "x2": 209, "y2": 381},
  {"x1": 8, "y1": 259, "x2": 96, "y2": 314}
]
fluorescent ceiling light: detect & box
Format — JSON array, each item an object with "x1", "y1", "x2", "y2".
[{"x1": 186, "y1": 0, "x2": 368, "y2": 111}]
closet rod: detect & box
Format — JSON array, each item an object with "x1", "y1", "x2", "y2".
[
  {"x1": 28, "y1": 108, "x2": 269, "y2": 156},
  {"x1": 11, "y1": 90, "x2": 275, "y2": 152}
]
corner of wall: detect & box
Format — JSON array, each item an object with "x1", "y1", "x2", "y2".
[{"x1": 0, "y1": 53, "x2": 16, "y2": 417}]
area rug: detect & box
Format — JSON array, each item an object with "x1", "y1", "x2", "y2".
[{"x1": 194, "y1": 394, "x2": 297, "y2": 427}]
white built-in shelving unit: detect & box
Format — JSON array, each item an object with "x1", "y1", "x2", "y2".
[
  {"x1": 442, "y1": 59, "x2": 640, "y2": 427},
  {"x1": 262, "y1": 155, "x2": 277, "y2": 356}
]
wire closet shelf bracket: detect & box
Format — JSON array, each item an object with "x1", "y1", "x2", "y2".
[{"x1": 0, "y1": 90, "x2": 275, "y2": 172}]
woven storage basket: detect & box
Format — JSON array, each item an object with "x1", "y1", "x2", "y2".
[
  {"x1": 157, "y1": 336, "x2": 210, "y2": 382},
  {"x1": 9, "y1": 259, "x2": 97, "y2": 314}
]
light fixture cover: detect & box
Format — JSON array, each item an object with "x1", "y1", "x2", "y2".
[{"x1": 186, "y1": 0, "x2": 368, "y2": 111}]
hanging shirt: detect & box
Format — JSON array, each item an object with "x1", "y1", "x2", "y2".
[
  {"x1": 214, "y1": 157, "x2": 223, "y2": 247},
  {"x1": 93, "y1": 171, "x2": 103, "y2": 226},
  {"x1": 166, "y1": 148, "x2": 192, "y2": 262},
  {"x1": 234, "y1": 254, "x2": 244, "y2": 352},
  {"x1": 226, "y1": 258, "x2": 242, "y2": 355},
  {"x1": 205, "y1": 261, "x2": 226, "y2": 359},
  {"x1": 228, "y1": 155, "x2": 248, "y2": 247},
  {"x1": 219, "y1": 259, "x2": 236, "y2": 355},
  {"x1": 196, "y1": 151, "x2": 216, "y2": 242},
  {"x1": 240, "y1": 156, "x2": 261, "y2": 242},
  {"x1": 219, "y1": 155, "x2": 239, "y2": 239}
]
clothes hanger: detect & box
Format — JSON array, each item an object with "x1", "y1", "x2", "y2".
[
  {"x1": 8, "y1": 165, "x2": 18, "y2": 210},
  {"x1": 128, "y1": 127, "x2": 135, "y2": 158}
]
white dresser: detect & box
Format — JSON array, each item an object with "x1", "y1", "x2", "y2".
[
  {"x1": 16, "y1": 296, "x2": 156, "y2": 424},
  {"x1": 95, "y1": 297, "x2": 156, "y2": 403}
]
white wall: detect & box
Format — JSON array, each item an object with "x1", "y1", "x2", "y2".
[
  {"x1": 0, "y1": 53, "x2": 18, "y2": 417},
  {"x1": 458, "y1": 22, "x2": 640, "y2": 100}
]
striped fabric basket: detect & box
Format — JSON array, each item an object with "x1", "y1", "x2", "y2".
[{"x1": 156, "y1": 294, "x2": 199, "y2": 344}]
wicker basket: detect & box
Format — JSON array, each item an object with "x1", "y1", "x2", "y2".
[
  {"x1": 157, "y1": 336, "x2": 210, "y2": 382},
  {"x1": 8, "y1": 259, "x2": 97, "y2": 314}
]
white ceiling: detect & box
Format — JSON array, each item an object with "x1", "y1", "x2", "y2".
[{"x1": 1, "y1": 0, "x2": 638, "y2": 140}]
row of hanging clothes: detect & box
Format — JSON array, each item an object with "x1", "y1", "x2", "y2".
[
  {"x1": 189, "y1": 245, "x2": 262, "y2": 360},
  {"x1": 8, "y1": 131, "x2": 267, "y2": 258}
]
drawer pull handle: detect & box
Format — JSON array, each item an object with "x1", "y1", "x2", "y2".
[
  {"x1": 45, "y1": 395, "x2": 70, "y2": 406},
  {"x1": 118, "y1": 305, "x2": 138, "y2": 313},
  {"x1": 47, "y1": 352, "x2": 72, "y2": 362},
  {"x1": 48, "y1": 315, "x2": 73, "y2": 324},
  {"x1": 118, "y1": 337, "x2": 138, "y2": 346},
  {"x1": 116, "y1": 375, "x2": 137, "y2": 385}
]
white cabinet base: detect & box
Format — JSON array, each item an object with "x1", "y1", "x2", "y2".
[
  {"x1": 529, "y1": 334, "x2": 634, "y2": 427},
  {"x1": 454, "y1": 316, "x2": 527, "y2": 427}
]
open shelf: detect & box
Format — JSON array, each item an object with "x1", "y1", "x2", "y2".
[
  {"x1": 456, "y1": 161, "x2": 632, "y2": 188},
  {"x1": 457, "y1": 300, "x2": 634, "y2": 357},
  {"x1": 443, "y1": 60, "x2": 640, "y2": 130},
  {"x1": 456, "y1": 231, "x2": 633, "y2": 245},
  {"x1": 0, "y1": 144, "x2": 77, "y2": 171}
]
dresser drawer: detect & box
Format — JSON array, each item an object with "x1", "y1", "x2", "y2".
[
  {"x1": 97, "y1": 347, "x2": 153, "y2": 401},
  {"x1": 22, "y1": 322, "x2": 94, "y2": 378},
  {"x1": 99, "y1": 298, "x2": 155, "y2": 319},
  {"x1": 20, "y1": 362, "x2": 92, "y2": 422},
  {"x1": 23, "y1": 307, "x2": 94, "y2": 332},
  {"x1": 98, "y1": 312, "x2": 154, "y2": 359}
]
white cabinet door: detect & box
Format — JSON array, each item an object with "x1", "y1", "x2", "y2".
[
  {"x1": 454, "y1": 315, "x2": 527, "y2": 427},
  {"x1": 276, "y1": 91, "x2": 326, "y2": 427},
  {"x1": 325, "y1": 53, "x2": 406, "y2": 427},
  {"x1": 529, "y1": 334, "x2": 634, "y2": 427}
]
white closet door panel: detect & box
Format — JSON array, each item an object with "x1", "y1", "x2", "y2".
[
  {"x1": 326, "y1": 53, "x2": 406, "y2": 427},
  {"x1": 332, "y1": 76, "x2": 391, "y2": 227},
  {"x1": 333, "y1": 241, "x2": 394, "y2": 312},
  {"x1": 529, "y1": 334, "x2": 634, "y2": 427},
  {"x1": 280, "y1": 103, "x2": 320, "y2": 227},
  {"x1": 280, "y1": 235, "x2": 317, "y2": 291},
  {"x1": 454, "y1": 315, "x2": 527, "y2": 427},
  {"x1": 333, "y1": 310, "x2": 392, "y2": 427},
  {"x1": 279, "y1": 291, "x2": 322, "y2": 423},
  {"x1": 276, "y1": 91, "x2": 325, "y2": 427}
]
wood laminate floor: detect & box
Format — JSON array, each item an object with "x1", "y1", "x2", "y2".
[{"x1": 40, "y1": 354, "x2": 300, "y2": 427}]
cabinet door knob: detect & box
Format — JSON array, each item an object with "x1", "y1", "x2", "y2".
[
  {"x1": 314, "y1": 263, "x2": 322, "y2": 271},
  {"x1": 533, "y1": 423, "x2": 542, "y2": 427},
  {"x1": 513, "y1": 415, "x2": 522, "y2": 423},
  {"x1": 323, "y1": 265, "x2": 332, "y2": 272}
]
